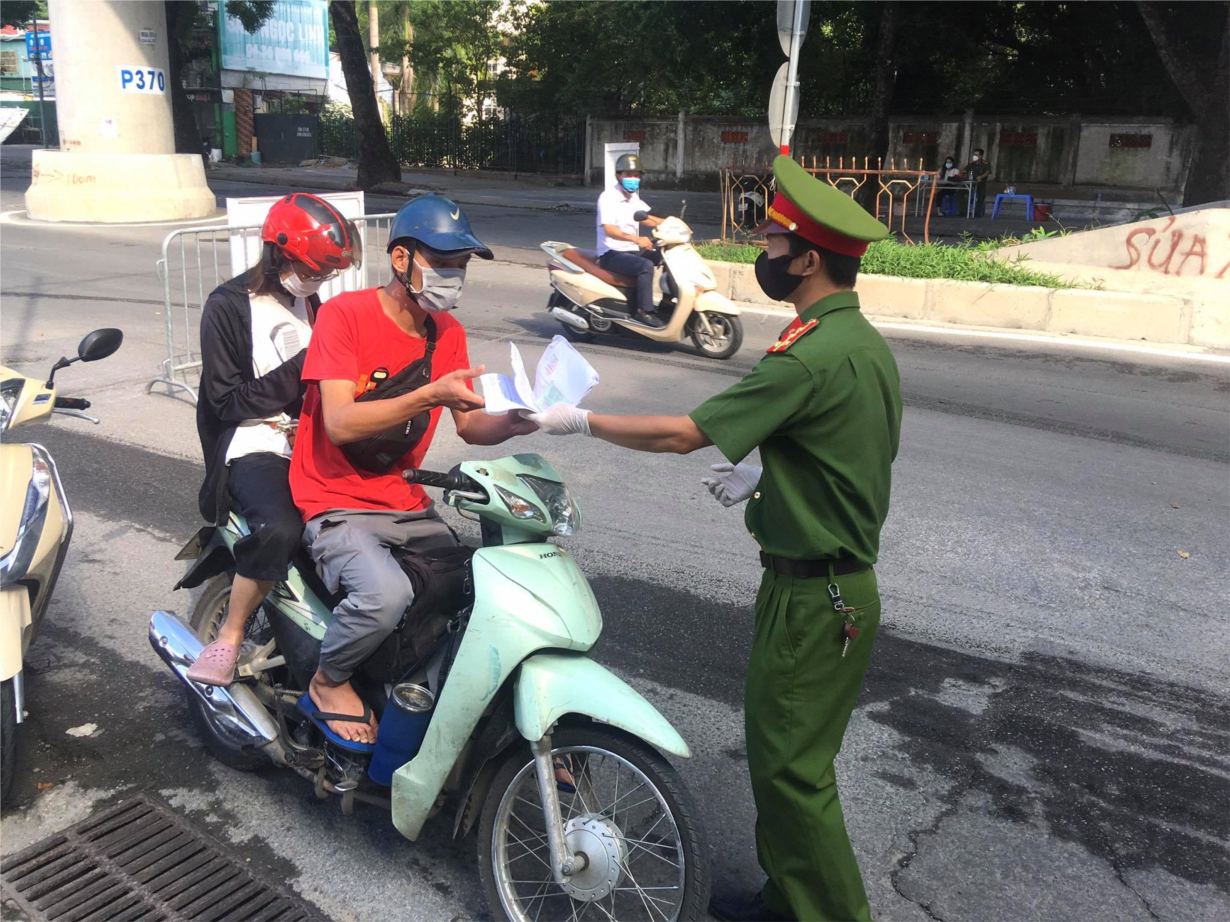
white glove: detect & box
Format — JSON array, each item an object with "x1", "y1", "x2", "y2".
[
  {"x1": 701, "y1": 461, "x2": 762, "y2": 507},
  {"x1": 522, "y1": 403, "x2": 592, "y2": 436}
]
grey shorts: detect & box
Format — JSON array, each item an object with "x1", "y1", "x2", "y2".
[{"x1": 303, "y1": 507, "x2": 457, "y2": 682}]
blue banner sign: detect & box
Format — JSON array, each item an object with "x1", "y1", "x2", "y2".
[{"x1": 219, "y1": 0, "x2": 329, "y2": 80}]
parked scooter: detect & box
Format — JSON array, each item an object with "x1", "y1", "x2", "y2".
[
  {"x1": 542, "y1": 211, "x2": 744, "y2": 359},
  {"x1": 1, "y1": 328, "x2": 124, "y2": 804},
  {"x1": 151, "y1": 454, "x2": 710, "y2": 920}
]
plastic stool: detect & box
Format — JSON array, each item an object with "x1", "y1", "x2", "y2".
[{"x1": 992, "y1": 194, "x2": 1034, "y2": 220}]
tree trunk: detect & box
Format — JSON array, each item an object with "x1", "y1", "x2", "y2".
[
  {"x1": 1137, "y1": 1, "x2": 1230, "y2": 206},
  {"x1": 857, "y1": 1, "x2": 898, "y2": 215},
  {"x1": 165, "y1": 1, "x2": 203, "y2": 156},
  {"x1": 330, "y1": 0, "x2": 401, "y2": 188},
  {"x1": 1180, "y1": 103, "x2": 1230, "y2": 206}
]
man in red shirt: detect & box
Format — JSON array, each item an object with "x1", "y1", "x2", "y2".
[{"x1": 290, "y1": 196, "x2": 534, "y2": 743}]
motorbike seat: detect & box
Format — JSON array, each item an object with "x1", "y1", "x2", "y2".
[
  {"x1": 562, "y1": 248, "x2": 636, "y2": 291},
  {"x1": 292, "y1": 548, "x2": 344, "y2": 610}
]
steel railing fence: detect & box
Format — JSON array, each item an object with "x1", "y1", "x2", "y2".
[{"x1": 147, "y1": 213, "x2": 399, "y2": 405}]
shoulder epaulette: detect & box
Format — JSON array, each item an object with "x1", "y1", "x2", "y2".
[{"x1": 766, "y1": 318, "x2": 819, "y2": 354}]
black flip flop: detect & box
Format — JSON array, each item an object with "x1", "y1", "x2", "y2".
[{"x1": 297, "y1": 694, "x2": 377, "y2": 754}]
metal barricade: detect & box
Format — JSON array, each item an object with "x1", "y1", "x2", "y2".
[
  {"x1": 147, "y1": 213, "x2": 398, "y2": 404},
  {"x1": 720, "y1": 157, "x2": 939, "y2": 245}
]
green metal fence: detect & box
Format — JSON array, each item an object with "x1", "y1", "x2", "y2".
[{"x1": 319, "y1": 110, "x2": 584, "y2": 174}]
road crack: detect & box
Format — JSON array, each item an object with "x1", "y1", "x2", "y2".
[
  {"x1": 1110, "y1": 858, "x2": 1162, "y2": 921},
  {"x1": 889, "y1": 803, "x2": 959, "y2": 922}
]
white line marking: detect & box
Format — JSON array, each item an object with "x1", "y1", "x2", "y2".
[
  {"x1": 0, "y1": 209, "x2": 227, "y2": 228},
  {"x1": 733, "y1": 302, "x2": 1230, "y2": 364}
]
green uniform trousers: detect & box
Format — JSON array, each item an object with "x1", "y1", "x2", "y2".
[{"x1": 746, "y1": 565, "x2": 882, "y2": 922}]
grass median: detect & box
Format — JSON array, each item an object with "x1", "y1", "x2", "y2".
[{"x1": 696, "y1": 236, "x2": 1085, "y2": 289}]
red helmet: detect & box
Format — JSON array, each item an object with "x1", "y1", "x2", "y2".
[{"x1": 261, "y1": 193, "x2": 362, "y2": 277}]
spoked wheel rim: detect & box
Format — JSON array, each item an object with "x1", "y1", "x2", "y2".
[
  {"x1": 195, "y1": 578, "x2": 274, "y2": 656},
  {"x1": 491, "y1": 745, "x2": 687, "y2": 921},
  {"x1": 690, "y1": 314, "x2": 734, "y2": 354}
]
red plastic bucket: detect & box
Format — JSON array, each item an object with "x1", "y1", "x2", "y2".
[{"x1": 1033, "y1": 202, "x2": 1052, "y2": 221}]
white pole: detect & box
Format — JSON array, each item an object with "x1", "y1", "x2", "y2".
[{"x1": 780, "y1": 1, "x2": 805, "y2": 154}]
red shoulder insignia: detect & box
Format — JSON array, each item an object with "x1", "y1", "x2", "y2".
[{"x1": 766, "y1": 318, "x2": 818, "y2": 354}]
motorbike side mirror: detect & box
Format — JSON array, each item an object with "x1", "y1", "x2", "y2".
[
  {"x1": 79, "y1": 328, "x2": 124, "y2": 363},
  {"x1": 633, "y1": 210, "x2": 650, "y2": 222},
  {"x1": 47, "y1": 328, "x2": 124, "y2": 387}
]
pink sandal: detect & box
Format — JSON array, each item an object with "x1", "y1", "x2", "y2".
[{"x1": 186, "y1": 641, "x2": 240, "y2": 687}]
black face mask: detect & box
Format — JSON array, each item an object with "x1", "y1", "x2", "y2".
[{"x1": 754, "y1": 251, "x2": 804, "y2": 302}]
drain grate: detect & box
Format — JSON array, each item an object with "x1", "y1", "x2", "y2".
[{"x1": 0, "y1": 794, "x2": 324, "y2": 922}]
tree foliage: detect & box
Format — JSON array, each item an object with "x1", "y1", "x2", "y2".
[{"x1": 496, "y1": 0, "x2": 1220, "y2": 120}]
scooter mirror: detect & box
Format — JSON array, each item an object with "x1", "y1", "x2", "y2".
[
  {"x1": 78, "y1": 328, "x2": 124, "y2": 363},
  {"x1": 633, "y1": 210, "x2": 650, "y2": 222}
]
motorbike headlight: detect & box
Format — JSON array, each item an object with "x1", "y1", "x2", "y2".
[
  {"x1": 519, "y1": 475, "x2": 581, "y2": 537},
  {"x1": 0, "y1": 378, "x2": 23, "y2": 431},
  {"x1": 494, "y1": 484, "x2": 547, "y2": 524}
]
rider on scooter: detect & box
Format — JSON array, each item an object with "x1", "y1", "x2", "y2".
[
  {"x1": 289, "y1": 196, "x2": 537, "y2": 745},
  {"x1": 597, "y1": 153, "x2": 665, "y2": 327},
  {"x1": 189, "y1": 193, "x2": 360, "y2": 688}
]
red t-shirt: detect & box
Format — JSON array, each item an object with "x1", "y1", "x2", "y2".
[{"x1": 290, "y1": 289, "x2": 469, "y2": 522}]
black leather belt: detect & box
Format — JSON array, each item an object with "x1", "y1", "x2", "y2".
[{"x1": 759, "y1": 552, "x2": 868, "y2": 579}]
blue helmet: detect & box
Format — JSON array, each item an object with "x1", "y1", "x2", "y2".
[{"x1": 386, "y1": 194, "x2": 493, "y2": 260}]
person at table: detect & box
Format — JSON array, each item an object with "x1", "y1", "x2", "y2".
[
  {"x1": 963, "y1": 148, "x2": 994, "y2": 217},
  {"x1": 937, "y1": 154, "x2": 961, "y2": 216}
]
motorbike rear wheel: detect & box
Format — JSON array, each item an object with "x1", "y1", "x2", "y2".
[
  {"x1": 477, "y1": 724, "x2": 710, "y2": 921},
  {"x1": 688, "y1": 312, "x2": 743, "y2": 359},
  {"x1": 186, "y1": 573, "x2": 268, "y2": 772},
  {"x1": 1, "y1": 678, "x2": 17, "y2": 804}
]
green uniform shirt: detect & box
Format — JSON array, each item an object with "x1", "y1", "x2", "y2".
[{"x1": 689, "y1": 291, "x2": 902, "y2": 564}]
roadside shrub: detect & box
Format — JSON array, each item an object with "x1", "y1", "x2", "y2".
[{"x1": 695, "y1": 237, "x2": 1081, "y2": 289}]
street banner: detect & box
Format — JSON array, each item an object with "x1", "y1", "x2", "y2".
[
  {"x1": 218, "y1": 0, "x2": 329, "y2": 80},
  {"x1": 0, "y1": 108, "x2": 30, "y2": 144}
]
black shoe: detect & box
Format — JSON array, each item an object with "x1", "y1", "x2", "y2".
[
  {"x1": 633, "y1": 310, "x2": 664, "y2": 328},
  {"x1": 710, "y1": 890, "x2": 791, "y2": 922}
]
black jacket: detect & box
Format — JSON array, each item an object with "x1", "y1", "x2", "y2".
[{"x1": 195, "y1": 278, "x2": 318, "y2": 523}]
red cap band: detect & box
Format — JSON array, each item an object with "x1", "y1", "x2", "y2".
[{"x1": 765, "y1": 195, "x2": 870, "y2": 257}]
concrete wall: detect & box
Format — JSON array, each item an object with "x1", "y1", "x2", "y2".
[
  {"x1": 705, "y1": 260, "x2": 1228, "y2": 350},
  {"x1": 589, "y1": 114, "x2": 1195, "y2": 194}
]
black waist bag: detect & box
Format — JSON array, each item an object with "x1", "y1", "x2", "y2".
[
  {"x1": 358, "y1": 544, "x2": 475, "y2": 684},
  {"x1": 340, "y1": 316, "x2": 437, "y2": 474}
]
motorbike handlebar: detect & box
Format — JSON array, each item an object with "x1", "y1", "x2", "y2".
[
  {"x1": 403, "y1": 467, "x2": 484, "y2": 495},
  {"x1": 54, "y1": 397, "x2": 91, "y2": 410}
]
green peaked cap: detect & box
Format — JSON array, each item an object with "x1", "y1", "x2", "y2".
[{"x1": 761, "y1": 155, "x2": 889, "y2": 255}]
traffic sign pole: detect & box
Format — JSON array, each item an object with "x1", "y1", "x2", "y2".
[
  {"x1": 29, "y1": 21, "x2": 48, "y2": 148},
  {"x1": 780, "y1": 0, "x2": 804, "y2": 154}
]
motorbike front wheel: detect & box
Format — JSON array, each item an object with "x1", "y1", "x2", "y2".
[
  {"x1": 478, "y1": 724, "x2": 710, "y2": 921},
  {"x1": 688, "y1": 312, "x2": 743, "y2": 360},
  {"x1": 1, "y1": 678, "x2": 17, "y2": 804}
]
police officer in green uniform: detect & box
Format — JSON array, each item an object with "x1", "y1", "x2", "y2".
[{"x1": 527, "y1": 155, "x2": 903, "y2": 922}]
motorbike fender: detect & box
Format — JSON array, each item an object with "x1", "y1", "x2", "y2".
[
  {"x1": 514, "y1": 652, "x2": 691, "y2": 759},
  {"x1": 0, "y1": 588, "x2": 32, "y2": 681},
  {"x1": 693, "y1": 290, "x2": 740, "y2": 316},
  {"x1": 172, "y1": 526, "x2": 232, "y2": 591}
]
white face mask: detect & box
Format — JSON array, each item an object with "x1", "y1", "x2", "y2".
[
  {"x1": 407, "y1": 256, "x2": 466, "y2": 313},
  {"x1": 971, "y1": 154, "x2": 981, "y2": 162},
  {"x1": 944, "y1": 162, "x2": 953, "y2": 168},
  {"x1": 280, "y1": 266, "x2": 324, "y2": 298}
]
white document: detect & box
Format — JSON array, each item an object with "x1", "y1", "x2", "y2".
[{"x1": 480, "y1": 336, "x2": 599, "y2": 415}]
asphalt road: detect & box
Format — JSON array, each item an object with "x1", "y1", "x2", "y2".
[{"x1": 1, "y1": 155, "x2": 1228, "y2": 922}]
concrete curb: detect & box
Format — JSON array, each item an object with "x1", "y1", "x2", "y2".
[{"x1": 707, "y1": 261, "x2": 1228, "y2": 350}]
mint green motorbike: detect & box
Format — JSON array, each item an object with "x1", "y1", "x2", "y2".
[{"x1": 150, "y1": 453, "x2": 709, "y2": 920}]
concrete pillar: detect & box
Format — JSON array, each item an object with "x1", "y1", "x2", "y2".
[
  {"x1": 676, "y1": 109, "x2": 686, "y2": 183},
  {"x1": 25, "y1": 0, "x2": 214, "y2": 223},
  {"x1": 584, "y1": 115, "x2": 593, "y2": 186},
  {"x1": 234, "y1": 88, "x2": 254, "y2": 158}
]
